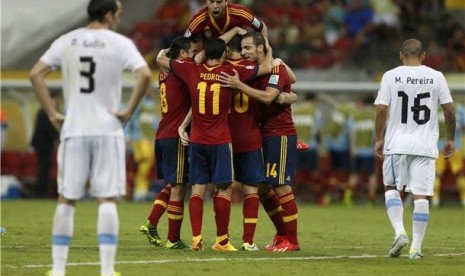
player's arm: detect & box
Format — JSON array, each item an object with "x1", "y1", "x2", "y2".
[
  {"x1": 275, "y1": 91, "x2": 297, "y2": 105},
  {"x1": 29, "y1": 60, "x2": 64, "y2": 131},
  {"x1": 178, "y1": 108, "x2": 192, "y2": 146},
  {"x1": 273, "y1": 58, "x2": 296, "y2": 84},
  {"x1": 374, "y1": 104, "x2": 388, "y2": 159},
  {"x1": 442, "y1": 102, "x2": 456, "y2": 159},
  {"x1": 156, "y1": 48, "x2": 171, "y2": 70},
  {"x1": 256, "y1": 40, "x2": 273, "y2": 76},
  {"x1": 219, "y1": 69, "x2": 279, "y2": 105},
  {"x1": 114, "y1": 65, "x2": 152, "y2": 124},
  {"x1": 219, "y1": 26, "x2": 247, "y2": 44}
]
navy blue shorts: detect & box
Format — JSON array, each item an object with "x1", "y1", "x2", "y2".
[
  {"x1": 189, "y1": 142, "x2": 233, "y2": 185},
  {"x1": 233, "y1": 149, "x2": 266, "y2": 184},
  {"x1": 155, "y1": 138, "x2": 189, "y2": 184},
  {"x1": 262, "y1": 135, "x2": 297, "y2": 186}
]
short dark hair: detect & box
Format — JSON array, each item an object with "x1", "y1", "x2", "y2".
[
  {"x1": 167, "y1": 36, "x2": 191, "y2": 59},
  {"x1": 204, "y1": 38, "x2": 226, "y2": 60},
  {"x1": 87, "y1": 0, "x2": 118, "y2": 23},
  {"x1": 228, "y1": 35, "x2": 242, "y2": 53},
  {"x1": 242, "y1": 31, "x2": 267, "y2": 55}
]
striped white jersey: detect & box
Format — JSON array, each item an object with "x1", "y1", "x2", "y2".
[
  {"x1": 40, "y1": 28, "x2": 147, "y2": 139},
  {"x1": 374, "y1": 65, "x2": 453, "y2": 158}
]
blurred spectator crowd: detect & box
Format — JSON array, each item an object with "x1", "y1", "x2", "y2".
[{"x1": 128, "y1": 0, "x2": 465, "y2": 72}]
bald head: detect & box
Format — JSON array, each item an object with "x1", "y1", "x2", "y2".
[
  {"x1": 400, "y1": 39, "x2": 424, "y2": 59},
  {"x1": 399, "y1": 39, "x2": 425, "y2": 66}
]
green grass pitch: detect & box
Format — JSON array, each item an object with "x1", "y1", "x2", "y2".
[{"x1": 1, "y1": 199, "x2": 464, "y2": 275}]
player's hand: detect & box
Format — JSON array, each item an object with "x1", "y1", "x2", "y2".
[
  {"x1": 219, "y1": 69, "x2": 241, "y2": 89},
  {"x1": 49, "y1": 112, "x2": 65, "y2": 132},
  {"x1": 443, "y1": 140, "x2": 455, "y2": 159},
  {"x1": 178, "y1": 126, "x2": 190, "y2": 146},
  {"x1": 233, "y1": 26, "x2": 247, "y2": 36},
  {"x1": 112, "y1": 110, "x2": 132, "y2": 125},
  {"x1": 374, "y1": 140, "x2": 384, "y2": 160},
  {"x1": 272, "y1": 58, "x2": 283, "y2": 67}
]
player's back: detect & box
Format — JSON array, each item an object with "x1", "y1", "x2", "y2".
[
  {"x1": 377, "y1": 65, "x2": 453, "y2": 158},
  {"x1": 156, "y1": 68, "x2": 191, "y2": 139},
  {"x1": 225, "y1": 58, "x2": 262, "y2": 153},
  {"x1": 43, "y1": 28, "x2": 146, "y2": 138}
]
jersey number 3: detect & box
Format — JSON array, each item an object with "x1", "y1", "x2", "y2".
[
  {"x1": 80, "y1": 56, "x2": 96, "y2": 93},
  {"x1": 398, "y1": 91, "x2": 431, "y2": 125}
]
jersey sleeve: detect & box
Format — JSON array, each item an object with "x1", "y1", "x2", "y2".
[
  {"x1": 184, "y1": 8, "x2": 207, "y2": 37},
  {"x1": 228, "y1": 4, "x2": 264, "y2": 32},
  {"x1": 374, "y1": 72, "x2": 391, "y2": 106},
  {"x1": 121, "y1": 38, "x2": 148, "y2": 72},
  {"x1": 265, "y1": 65, "x2": 287, "y2": 92},
  {"x1": 40, "y1": 37, "x2": 63, "y2": 70},
  {"x1": 437, "y1": 72, "x2": 453, "y2": 104}
]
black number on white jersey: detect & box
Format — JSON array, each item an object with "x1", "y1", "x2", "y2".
[
  {"x1": 397, "y1": 91, "x2": 431, "y2": 125},
  {"x1": 80, "y1": 56, "x2": 96, "y2": 93}
]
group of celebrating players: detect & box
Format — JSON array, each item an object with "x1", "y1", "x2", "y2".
[{"x1": 139, "y1": 0, "x2": 303, "y2": 252}]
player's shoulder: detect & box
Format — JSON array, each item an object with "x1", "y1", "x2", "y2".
[{"x1": 188, "y1": 6, "x2": 208, "y2": 25}]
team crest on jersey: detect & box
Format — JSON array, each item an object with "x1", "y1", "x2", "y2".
[
  {"x1": 184, "y1": 30, "x2": 191, "y2": 37},
  {"x1": 252, "y1": 18, "x2": 261, "y2": 29},
  {"x1": 204, "y1": 27, "x2": 212, "y2": 38},
  {"x1": 269, "y1": 74, "x2": 279, "y2": 85}
]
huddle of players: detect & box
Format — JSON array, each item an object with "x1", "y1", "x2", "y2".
[{"x1": 139, "y1": 0, "x2": 301, "y2": 252}]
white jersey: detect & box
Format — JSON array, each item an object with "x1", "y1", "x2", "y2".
[
  {"x1": 375, "y1": 65, "x2": 453, "y2": 158},
  {"x1": 40, "y1": 28, "x2": 147, "y2": 139}
]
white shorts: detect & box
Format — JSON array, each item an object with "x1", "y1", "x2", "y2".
[
  {"x1": 382, "y1": 154, "x2": 436, "y2": 196},
  {"x1": 57, "y1": 136, "x2": 126, "y2": 200}
]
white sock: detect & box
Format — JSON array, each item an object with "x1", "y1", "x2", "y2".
[
  {"x1": 51, "y1": 203, "x2": 75, "y2": 275},
  {"x1": 98, "y1": 202, "x2": 119, "y2": 276},
  {"x1": 411, "y1": 199, "x2": 429, "y2": 252},
  {"x1": 385, "y1": 190, "x2": 406, "y2": 236}
]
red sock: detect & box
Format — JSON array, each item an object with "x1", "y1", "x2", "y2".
[
  {"x1": 189, "y1": 194, "x2": 203, "y2": 237},
  {"x1": 148, "y1": 186, "x2": 171, "y2": 225},
  {"x1": 242, "y1": 193, "x2": 259, "y2": 244},
  {"x1": 214, "y1": 194, "x2": 231, "y2": 245},
  {"x1": 167, "y1": 200, "x2": 184, "y2": 243},
  {"x1": 260, "y1": 189, "x2": 286, "y2": 236},
  {"x1": 279, "y1": 192, "x2": 299, "y2": 245}
]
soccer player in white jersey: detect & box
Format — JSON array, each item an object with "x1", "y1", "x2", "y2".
[
  {"x1": 374, "y1": 39, "x2": 455, "y2": 260},
  {"x1": 29, "y1": 1, "x2": 151, "y2": 275}
]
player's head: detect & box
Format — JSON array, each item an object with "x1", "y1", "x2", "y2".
[
  {"x1": 241, "y1": 31, "x2": 267, "y2": 62},
  {"x1": 227, "y1": 35, "x2": 243, "y2": 54},
  {"x1": 87, "y1": 0, "x2": 122, "y2": 29},
  {"x1": 399, "y1": 39, "x2": 425, "y2": 64},
  {"x1": 207, "y1": 0, "x2": 228, "y2": 20},
  {"x1": 168, "y1": 36, "x2": 199, "y2": 60},
  {"x1": 205, "y1": 38, "x2": 227, "y2": 61}
]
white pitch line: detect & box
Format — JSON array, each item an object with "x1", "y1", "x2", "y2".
[{"x1": 14, "y1": 253, "x2": 465, "y2": 269}]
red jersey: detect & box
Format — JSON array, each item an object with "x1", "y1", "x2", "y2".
[
  {"x1": 255, "y1": 65, "x2": 297, "y2": 137},
  {"x1": 185, "y1": 3, "x2": 263, "y2": 40},
  {"x1": 225, "y1": 58, "x2": 261, "y2": 153},
  {"x1": 170, "y1": 59, "x2": 258, "y2": 144},
  {"x1": 155, "y1": 61, "x2": 191, "y2": 139}
]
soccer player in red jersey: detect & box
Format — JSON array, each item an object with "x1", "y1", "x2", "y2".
[
  {"x1": 139, "y1": 36, "x2": 200, "y2": 249},
  {"x1": 219, "y1": 31, "x2": 301, "y2": 252},
  {"x1": 157, "y1": 37, "x2": 259, "y2": 251},
  {"x1": 184, "y1": 0, "x2": 268, "y2": 41}
]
